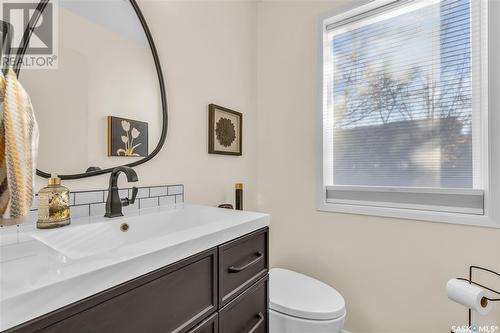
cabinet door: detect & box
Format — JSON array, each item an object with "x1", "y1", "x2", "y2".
[
  {"x1": 219, "y1": 276, "x2": 268, "y2": 333},
  {"x1": 219, "y1": 228, "x2": 268, "y2": 306},
  {"x1": 187, "y1": 313, "x2": 218, "y2": 333},
  {"x1": 38, "y1": 249, "x2": 217, "y2": 333}
]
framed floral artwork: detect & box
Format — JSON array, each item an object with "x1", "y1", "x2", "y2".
[
  {"x1": 108, "y1": 116, "x2": 148, "y2": 157},
  {"x1": 208, "y1": 104, "x2": 242, "y2": 156}
]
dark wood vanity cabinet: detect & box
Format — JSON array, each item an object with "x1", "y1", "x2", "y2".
[
  {"x1": 219, "y1": 277, "x2": 268, "y2": 333},
  {"x1": 187, "y1": 313, "x2": 218, "y2": 333},
  {"x1": 37, "y1": 249, "x2": 218, "y2": 333},
  {"x1": 4, "y1": 227, "x2": 269, "y2": 333},
  {"x1": 219, "y1": 227, "x2": 268, "y2": 307}
]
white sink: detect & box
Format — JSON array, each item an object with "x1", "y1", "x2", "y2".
[{"x1": 32, "y1": 205, "x2": 253, "y2": 260}]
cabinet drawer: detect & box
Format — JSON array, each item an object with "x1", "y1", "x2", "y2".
[
  {"x1": 37, "y1": 249, "x2": 217, "y2": 333},
  {"x1": 218, "y1": 227, "x2": 268, "y2": 306},
  {"x1": 219, "y1": 276, "x2": 268, "y2": 333},
  {"x1": 187, "y1": 313, "x2": 218, "y2": 333}
]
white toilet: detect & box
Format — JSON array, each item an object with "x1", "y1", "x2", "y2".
[{"x1": 269, "y1": 268, "x2": 347, "y2": 333}]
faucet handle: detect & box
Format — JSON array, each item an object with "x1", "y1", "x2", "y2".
[
  {"x1": 121, "y1": 187, "x2": 138, "y2": 207},
  {"x1": 129, "y1": 187, "x2": 138, "y2": 205}
]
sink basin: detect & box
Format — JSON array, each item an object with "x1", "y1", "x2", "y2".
[{"x1": 32, "y1": 205, "x2": 250, "y2": 260}]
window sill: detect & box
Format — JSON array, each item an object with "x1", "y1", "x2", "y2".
[{"x1": 317, "y1": 202, "x2": 500, "y2": 229}]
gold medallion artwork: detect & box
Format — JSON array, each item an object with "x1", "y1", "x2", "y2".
[
  {"x1": 208, "y1": 104, "x2": 242, "y2": 156},
  {"x1": 215, "y1": 118, "x2": 236, "y2": 147}
]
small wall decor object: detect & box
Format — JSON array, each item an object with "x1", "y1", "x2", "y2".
[
  {"x1": 108, "y1": 116, "x2": 148, "y2": 157},
  {"x1": 235, "y1": 183, "x2": 243, "y2": 210},
  {"x1": 218, "y1": 204, "x2": 234, "y2": 209},
  {"x1": 208, "y1": 104, "x2": 242, "y2": 156}
]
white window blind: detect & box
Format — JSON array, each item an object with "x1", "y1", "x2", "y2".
[{"x1": 322, "y1": 0, "x2": 486, "y2": 215}]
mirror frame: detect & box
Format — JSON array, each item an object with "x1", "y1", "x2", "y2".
[{"x1": 16, "y1": 0, "x2": 168, "y2": 180}]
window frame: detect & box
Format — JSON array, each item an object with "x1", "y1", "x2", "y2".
[{"x1": 317, "y1": 0, "x2": 500, "y2": 228}]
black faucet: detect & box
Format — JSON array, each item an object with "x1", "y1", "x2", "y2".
[{"x1": 105, "y1": 166, "x2": 139, "y2": 218}]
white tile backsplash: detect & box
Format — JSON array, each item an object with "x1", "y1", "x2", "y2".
[
  {"x1": 71, "y1": 205, "x2": 91, "y2": 219},
  {"x1": 90, "y1": 203, "x2": 106, "y2": 217},
  {"x1": 103, "y1": 190, "x2": 129, "y2": 202},
  {"x1": 139, "y1": 197, "x2": 159, "y2": 209},
  {"x1": 175, "y1": 195, "x2": 184, "y2": 203},
  {"x1": 159, "y1": 195, "x2": 175, "y2": 206},
  {"x1": 74, "y1": 191, "x2": 105, "y2": 205},
  {"x1": 122, "y1": 201, "x2": 139, "y2": 213},
  {"x1": 150, "y1": 186, "x2": 168, "y2": 197},
  {"x1": 168, "y1": 185, "x2": 184, "y2": 196},
  {"x1": 1, "y1": 185, "x2": 183, "y2": 230},
  {"x1": 134, "y1": 188, "x2": 150, "y2": 199}
]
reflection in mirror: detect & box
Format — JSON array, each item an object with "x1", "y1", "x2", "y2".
[{"x1": 20, "y1": 0, "x2": 162, "y2": 176}]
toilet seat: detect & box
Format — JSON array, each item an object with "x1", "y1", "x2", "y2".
[{"x1": 269, "y1": 268, "x2": 346, "y2": 321}]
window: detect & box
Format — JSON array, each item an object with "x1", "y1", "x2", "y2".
[{"x1": 319, "y1": 0, "x2": 494, "y2": 225}]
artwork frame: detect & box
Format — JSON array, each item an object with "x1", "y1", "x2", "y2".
[
  {"x1": 108, "y1": 116, "x2": 149, "y2": 157},
  {"x1": 208, "y1": 104, "x2": 242, "y2": 156}
]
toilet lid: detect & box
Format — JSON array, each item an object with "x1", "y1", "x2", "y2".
[{"x1": 269, "y1": 268, "x2": 346, "y2": 321}]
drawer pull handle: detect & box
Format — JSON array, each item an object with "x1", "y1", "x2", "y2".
[
  {"x1": 228, "y1": 252, "x2": 263, "y2": 273},
  {"x1": 247, "y1": 312, "x2": 264, "y2": 333}
]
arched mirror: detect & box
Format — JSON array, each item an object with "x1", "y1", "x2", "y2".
[{"x1": 17, "y1": 0, "x2": 167, "y2": 179}]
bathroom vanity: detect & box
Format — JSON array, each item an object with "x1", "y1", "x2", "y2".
[{"x1": 0, "y1": 204, "x2": 270, "y2": 333}]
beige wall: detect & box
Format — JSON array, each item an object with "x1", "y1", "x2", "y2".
[
  {"x1": 256, "y1": 1, "x2": 500, "y2": 332},
  {"x1": 31, "y1": 1, "x2": 500, "y2": 331},
  {"x1": 35, "y1": 1, "x2": 260, "y2": 211},
  {"x1": 138, "y1": 0, "x2": 259, "y2": 209}
]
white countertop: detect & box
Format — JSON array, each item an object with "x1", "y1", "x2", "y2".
[{"x1": 0, "y1": 204, "x2": 269, "y2": 331}]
